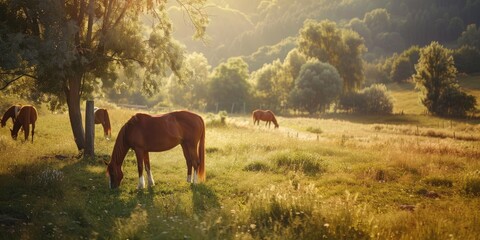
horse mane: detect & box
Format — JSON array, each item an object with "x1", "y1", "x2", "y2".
[{"x1": 110, "y1": 116, "x2": 135, "y2": 167}]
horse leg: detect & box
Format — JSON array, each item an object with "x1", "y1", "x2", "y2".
[
  {"x1": 144, "y1": 152, "x2": 155, "y2": 187},
  {"x1": 23, "y1": 124, "x2": 30, "y2": 142},
  {"x1": 134, "y1": 149, "x2": 146, "y2": 189},
  {"x1": 31, "y1": 123, "x2": 35, "y2": 143},
  {"x1": 188, "y1": 143, "x2": 200, "y2": 183},
  {"x1": 181, "y1": 142, "x2": 193, "y2": 183}
]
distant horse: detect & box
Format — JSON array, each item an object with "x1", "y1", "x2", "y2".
[
  {"x1": 10, "y1": 105, "x2": 37, "y2": 143},
  {"x1": 1, "y1": 104, "x2": 22, "y2": 128},
  {"x1": 94, "y1": 108, "x2": 111, "y2": 139},
  {"x1": 106, "y1": 110, "x2": 206, "y2": 189},
  {"x1": 252, "y1": 109, "x2": 279, "y2": 128}
]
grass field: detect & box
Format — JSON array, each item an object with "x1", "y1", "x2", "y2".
[{"x1": 1, "y1": 104, "x2": 480, "y2": 239}]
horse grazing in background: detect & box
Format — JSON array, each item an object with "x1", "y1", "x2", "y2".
[
  {"x1": 105, "y1": 110, "x2": 206, "y2": 189},
  {"x1": 1, "y1": 104, "x2": 22, "y2": 128},
  {"x1": 94, "y1": 108, "x2": 112, "y2": 139},
  {"x1": 10, "y1": 105, "x2": 37, "y2": 143},
  {"x1": 252, "y1": 109, "x2": 279, "y2": 128}
]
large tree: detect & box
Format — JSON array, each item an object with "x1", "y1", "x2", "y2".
[
  {"x1": 414, "y1": 41, "x2": 476, "y2": 117},
  {"x1": 297, "y1": 19, "x2": 366, "y2": 93},
  {"x1": 0, "y1": 0, "x2": 208, "y2": 150},
  {"x1": 250, "y1": 59, "x2": 285, "y2": 110},
  {"x1": 207, "y1": 57, "x2": 251, "y2": 112},
  {"x1": 289, "y1": 60, "x2": 342, "y2": 114},
  {"x1": 167, "y1": 52, "x2": 211, "y2": 110}
]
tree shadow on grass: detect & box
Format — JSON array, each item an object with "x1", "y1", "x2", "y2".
[{"x1": 0, "y1": 152, "x2": 150, "y2": 239}]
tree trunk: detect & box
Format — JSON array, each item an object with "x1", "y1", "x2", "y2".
[{"x1": 65, "y1": 74, "x2": 85, "y2": 150}]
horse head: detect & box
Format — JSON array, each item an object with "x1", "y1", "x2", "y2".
[
  {"x1": 106, "y1": 161, "x2": 123, "y2": 189},
  {"x1": 10, "y1": 128, "x2": 17, "y2": 140}
]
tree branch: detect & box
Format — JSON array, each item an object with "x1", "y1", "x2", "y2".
[{"x1": 0, "y1": 74, "x2": 37, "y2": 91}]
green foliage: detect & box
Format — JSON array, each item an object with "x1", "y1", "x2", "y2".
[
  {"x1": 465, "y1": 178, "x2": 480, "y2": 196},
  {"x1": 424, "y1": 177, "x2": 453, "y2": 187},
  {"x1": 414, "y1": 42, "x2": 477, "y2": 117},
  {"x1": 243, "y1": 162, "x2": 271, "y2": 172},
  {"x1": 297, "y1": 19, "x2": 366, "y2": 93},
  {"x1": 453, "y1": 45, "x2": 480, "y2": 74},
  {"x1": 305, "y1": 127, "x2": 322, "y2": 134},
  {"x1": 339, "y1": 84, "x2": 394, "y2": 114},
  {"x1": 242, "y1": 37, "x2": 296, "y2": 72},
  {"x1": 457, "y1": 24, "x2": 480, "y2": 49},
  {"x1": 208, "y1": 57, "x2": 251, "y2": 112},
  {"x1": 205, "y1": 111, "x2": 228, "y2": 127},
  {"x1": 436, "y1": 87, "x2": 477, "y2": 117},
  {"x1": 289, "y1": 61, "x2": 342, "y2": 114},
  {"x1": 167, "y1": 52, "x2": 211, "y2": 110},
  {"x1": 272, "y1": 151, "x2": 326, "y2": 176},
  {"x1": 250, "y1": 59, "x2": 285, "y2": 110},
  {"x1": 364, "y1": 8, "x2": 391, "y2": 34}
]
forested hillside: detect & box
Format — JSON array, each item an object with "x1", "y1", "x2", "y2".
[{"x1": 170, "y1": 0, "x2": 480, "y2": 69}]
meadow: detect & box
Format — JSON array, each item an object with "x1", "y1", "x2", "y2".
[{"x1": 1, "y1": 100, "x2": 480, "y2": 240}]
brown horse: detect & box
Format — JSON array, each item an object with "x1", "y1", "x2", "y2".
[
  {"x1": 252, "y1": 109, "x2": 279, "y2": 128},
  {"x1": 10, "y1": 105, "x2": 37, "y2": 143},
  {"x1": 1, "y1": 104, "x2": 22, "y2": 128},
  {"x1": 94, "y1": 108, "x2": 112, "y2": 139},
  {"x1": 106, "y1": 110, "x2": 206, "y2": 189}
]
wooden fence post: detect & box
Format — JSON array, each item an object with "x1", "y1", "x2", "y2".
[{"x1": 85, "y1": 100, "x2": 95, "y2": 158}]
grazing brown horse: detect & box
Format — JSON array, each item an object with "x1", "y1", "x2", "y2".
[
  {"x1": 252, "y1": 109, "x2": 279, "y2": 128},
  {"x1": 106, "y1": 110, "x2": 206, "y2": 189},
  {"x1": 94, "y1": 108, "x2": 112, "y2": 139},
  {"x1": 10, "y1": 105, "x2": 37, "y2": 142},
  {"x1": 1, "y1": 104, "x2": 22, "y2": 128}
]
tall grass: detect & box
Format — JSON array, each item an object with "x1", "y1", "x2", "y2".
[{"x1": 1, "y1": 105, "x2": 480, "y2": 239}]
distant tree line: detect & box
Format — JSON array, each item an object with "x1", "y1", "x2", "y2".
[{"x1": 155, "y1": 19, "x2": 476, "y2": 118}]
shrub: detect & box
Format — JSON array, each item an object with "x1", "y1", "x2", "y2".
[
  {"x1": 338, "y1": 84, "x2": 394, "y2": 114},
  {"x1": 453, "y1": 45, "x2": 480, "y2": 74},
  {"x1": 436, "y1": 87, "x2": 476, "y2": 117},
  {"x1": 272, "y1": 152, "x2": 326, "y2": 176},
  {"x1": 244, "y1": 162, "x2": 271, "y2": 172},
  {"x1": 306, "y1": 127, "x2": 322, "y2": 134},
  {"x1": 465, "y1": 178, "x2": 480, "y2": 196},
  {"x1": 206, "y1": 112, "x2": 228, "y2": 127},
  {"x1": 424, "y1": 177, "x2": 453, "y2": 187}
]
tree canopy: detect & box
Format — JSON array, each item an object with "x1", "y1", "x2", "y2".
[
  {"x1": 414, "y1": 42, "x2": 476, "y2": 117},
  {"x1": 208, "y1": 57, "x2": 251, "y2": 112},
  {"x1": 289, "y1": 61, "x2": 342, "y2": 114},
  {"x1": 297, "y1": 20, "x2": 366, "y2": 93},
  {"x1": 0, "y1": 0, "x2": 208, "y2": 150}
]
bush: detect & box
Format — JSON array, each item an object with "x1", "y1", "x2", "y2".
[
  {"x1": 206, "y1": 111, "x2": 228, "y2": 127},
  {"x1": 424, "y1": 177, "x2": 453, "y2": 187},
  {"x1": 272, "y1": 152, "x2": 326, "y2": 176},
  {"x1": 436, "y1": 87, "x2": 477, "y2": 117},
  {"x1": 243, "y1": 162, "x2": 271, "y2": 172},
  {"x1": 338, "y1": 84, "x2": 394, "y2": 114},
  {"x1": 306, "y1": 127, "x2": 322, "y2": 134},
  {"x1": 453, "y1": 45, "x2": 480, "y2": 74},
  {"x1": 465, "y1": 178, "x2": 480, "y2": 196}
]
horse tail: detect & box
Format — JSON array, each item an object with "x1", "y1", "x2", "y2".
[
  {"x1": 198, "y1": 117, "x2": 206, "y2": 182},
  {"x1": 104, "y1": 109, "x2": 112, "y2": 137}
]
